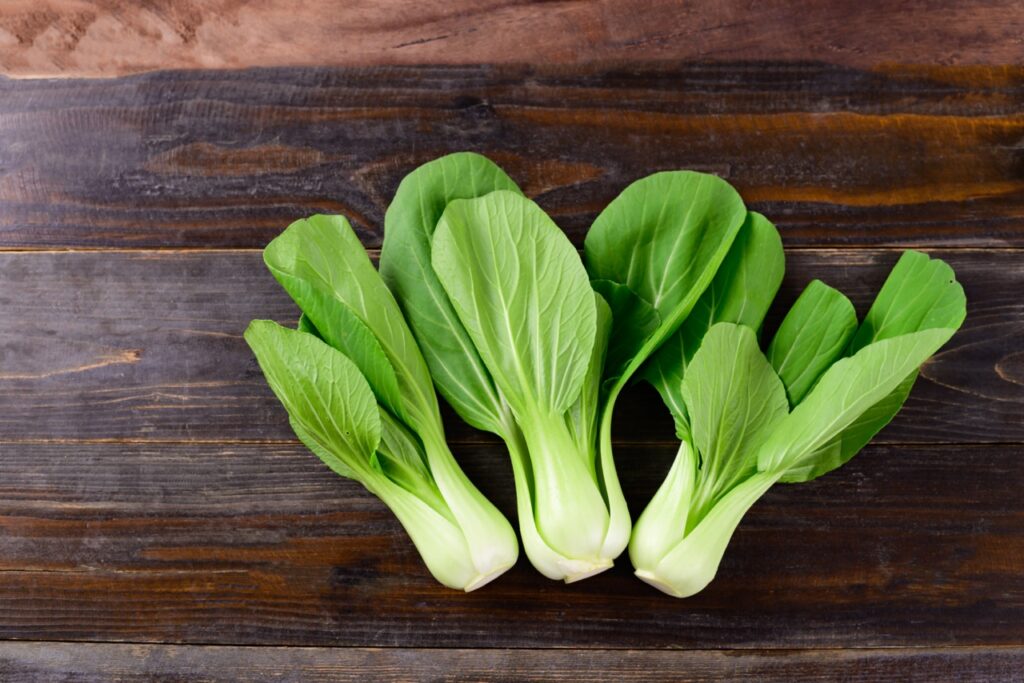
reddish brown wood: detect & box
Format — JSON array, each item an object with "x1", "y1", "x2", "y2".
[{"x1": 2, "y1": 1, "x2": 1023, "y2": 77}]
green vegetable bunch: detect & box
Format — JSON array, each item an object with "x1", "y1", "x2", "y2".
[
  {"x1": 246, "y1": 152, "x2": 965, "y2": 596},
  {"x1": 245, "y1": 215, "x2": 518, "y2": 591},
  {"x1": 630, "y1": 248, "x2": 965, "y2": 597}
]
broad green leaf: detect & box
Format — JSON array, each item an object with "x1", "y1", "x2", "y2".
[
  {"x1": 849, "y1": 250, "x2": 967, "y2": 352},
  {"x1": 567, "y1": 292, "x2": 612, "y2": 459},
  {"x1": 682, "y1": 323, "x2": 788, "y2": 520},
  {"x1": 757, "y1": 327, "x2": 959, "y2": 475},
  {"x1": 432, "y1": 190, "x2": 597, "y2": 419},
  {"x1": 780, "y1": 250, "x2": 965, "y2": 481},
  {"x1": 286, "y1": 278, "x2": 403, "y2": 419},
  {"x1": 244, "y1": 320, "x2": 380, "y2": 482},
  {"x1": 264, "y1": 214, "x2": 439, "y2": 431},
  {"x1": 767, "y1": 280, "x2": 857, "y2": 405},
  {"x1": 641, "y1": 212, "x2": 784, "y2": 439},
  {"x1": 584, "y1": 171, "x2": 746, "y2": 388},
  {"x1": 680, "y1": 212, "x2": 784, "y2": 341},
  {"x1": 380, "y1": 153, "x2": 523, "y2": 435}
]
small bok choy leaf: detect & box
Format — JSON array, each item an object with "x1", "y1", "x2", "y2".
[
  {"x1": 247, "y1": 214, "x2": 518, "y2": 591},
  {"x1": 630, "y1": 251, "x2": 965, "y2": 597},
  {"x1": 381, "y1": 153, "x2": 627, "y2": 581}
]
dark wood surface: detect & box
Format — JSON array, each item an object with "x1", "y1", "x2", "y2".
[
  {"x1": 3, "y1": 643, "x2": 1023, "y2": 683},
  {"x1": 1, "y1": 57, "x2": 1022, "y2": 683},
  {"x1": 2, "y1": 64, "x2": 1023, "y2": 249},
  {"x1": 1, "y1": 440, "x2": 1021, "y2": 647}
]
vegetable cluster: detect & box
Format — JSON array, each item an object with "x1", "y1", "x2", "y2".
[{"x1": 246, "y1": 152, "x2": 965, "y2": 596}]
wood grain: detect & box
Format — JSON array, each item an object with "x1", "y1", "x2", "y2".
[
  {"x1": 0, "y1": 248, "x2": 1017, "y2": 444},
  {"x1": 2, "y1": 643, "x2": 1022, "y2": 682},
  {"x1": 2, "y1": 64, "x2": 1024, "y2": 249},
  {"x1": 0, "y1": 440, "x2": 1020, "y2": 647},
  {"x1": 2, "y1": 1, "x2": 1023, "y2": 78}
]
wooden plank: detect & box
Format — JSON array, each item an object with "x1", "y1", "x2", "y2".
[
  {"x1": 1, "y1": 65, "x2": 1023, "y2": 249},
  {"x1": 2, "y1": 0, "x2": 1023, "y2": 78},
  {"x1": 1, "y1": 643, "x2": 1021, "y2": 683},
  {"x1": 0, "y1": 440, "x2": 1020, "y2": 647},
  {"x1": 0, "y1": 248, "x2": 1017, "y2": 445}
]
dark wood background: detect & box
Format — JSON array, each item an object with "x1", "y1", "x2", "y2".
[{"x1": 1, "y1": 2, "x2": 1023, "y2": 681}]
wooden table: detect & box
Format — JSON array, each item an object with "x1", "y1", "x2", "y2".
[{"x1": 1, "y1": 2, "x2": 1022, "y2": 681}]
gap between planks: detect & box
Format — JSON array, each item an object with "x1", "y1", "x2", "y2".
[{"x1": 0, "y1": 637, "x2": 1021, "y2": 653}]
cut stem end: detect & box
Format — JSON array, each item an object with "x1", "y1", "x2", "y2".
[
  {"x1": 462, "y1": 562, "x2": 515, "y2": 592},
  {"x1": 634, "y1": 569, "x2": 688, "y2": 598},
  {"x1": 563, "y1": 560, "x2": 614, "y2": 583}
]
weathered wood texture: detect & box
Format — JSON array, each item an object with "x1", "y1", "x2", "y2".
[
  {"x1": 2, "y1": 643, "x2": 1022, "y2": 683},
  {"x1": 1, "y1": 53, "x2": 1021, "y2": 678},
  {"x1": 0, "y1": 249, "x2": 1017, "y2": 444},
  {"x1": 2, "y1": 0, "x2": 1023, "y2": 78},
  {"x1": 2, "y1": 64, "x2": 1024, "y2": 249},
  {"x1": 0, "y1": 440, "x2": 1020, "y2": 647}
]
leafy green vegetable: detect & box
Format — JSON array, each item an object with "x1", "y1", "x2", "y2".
[
  {"x1": 629, "y1": 250, "x2": 965, "y2": 598},
  {"x1": 381, "y1": 153, "x2": 629, "y2": 581},
  {"x1": 248, "y1": 214, "x2": 518, "y2": 591},
  {"x1": 431, "y1": 188, "x2": 628, "y2": 578},
  {"x1": 247, "y1": 151, "x2": 966, "y2": 599},
  {"x1": 583, "y1": 171, "x2": 748, "y2": 546}
]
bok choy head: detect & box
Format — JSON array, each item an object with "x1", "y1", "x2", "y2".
[
  {"x1": 381, "y1": 153, "x2": 629, "y2": 581},
  {"x1": 246, "y1": 214, "x2": 518, "y2": 591},
  {"x1": 629, "y1": 250, "x2": 966, "y2": 597}
]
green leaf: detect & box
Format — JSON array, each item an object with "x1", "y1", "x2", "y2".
[
  {"x1": 263, "y1": 214, "x2": 439, "y2": 432},
  {"x1": 380, "y1": 152, "x2": 522, "y2": 435},
  {"x1": 682, "y1": 323, "x2": 789, "y2": 519},
  {"x1": 680, "y1": 212, "x2": 784, "y2": 340},
  {"x1": 584, "y1": 171, "x2": 747, "y2": 389},
  {"x1": 778, "y1": 250, "x2": 966, "y2": 482},
  {"x1": 780, "y1": 371, "x2": 916, "y2": 483},
  {"x1": 244, "y1": 320, "x2": 380, "y2": 482},
  {"x1": 641, "y1": 211, "x2": 784, "y2": 439},
  {"x1": 757, "y1": 327, "x2": 959, "y2": 476},
  {"x1": 767, "y1": 280, "x2": 858, "y2": 406},
  {"x1": 849, "y1": 250, "x2": 967, "y2": 352},
  {"x1": 432, "y1": 190, "x2": 597, "y2": 419}
]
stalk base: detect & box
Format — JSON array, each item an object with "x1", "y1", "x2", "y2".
[{"x1": 563, "y1": 560, "x2": 614, "y2": 583}]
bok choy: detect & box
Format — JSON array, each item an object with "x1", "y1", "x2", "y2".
[
  {"x1": 246, "y1": 214, "x2": 518, "y2": 591},
  {"x1": 629, "y1": 250, "x2": 966, "y2": 597},
  {"x1": 381, "y1": 153, "x2": 628, "y2": 581}
]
